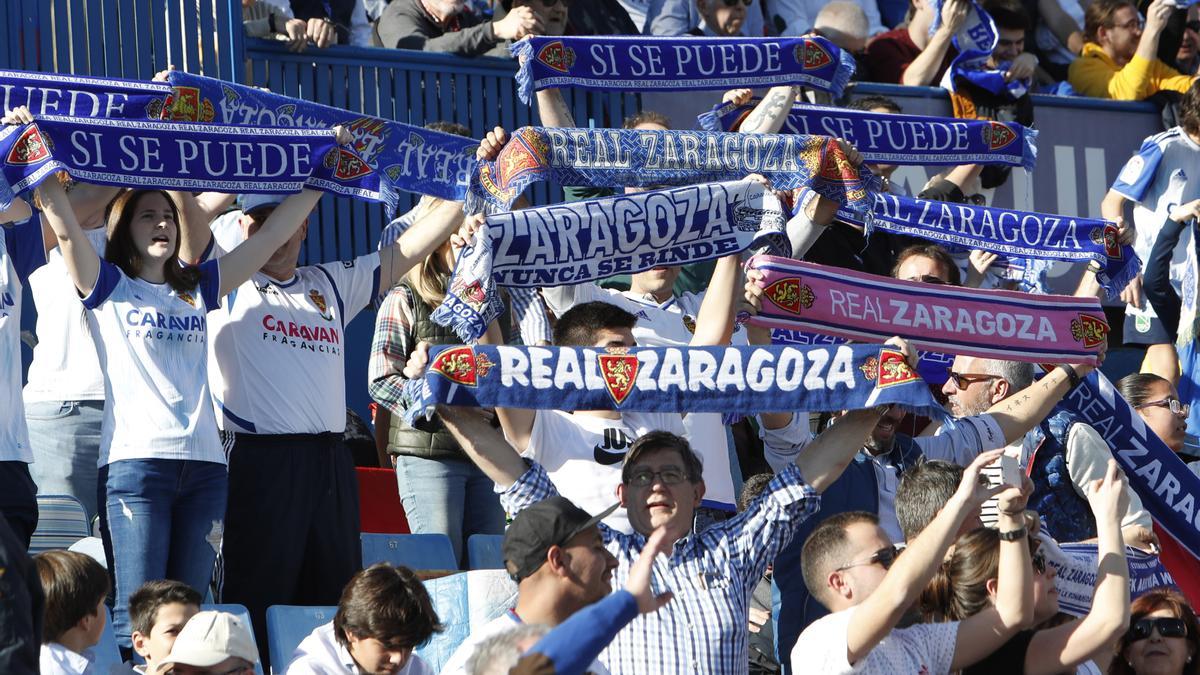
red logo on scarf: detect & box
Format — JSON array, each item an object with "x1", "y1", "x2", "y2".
[
  {"x1": 765, "y1": 278, "x2": 815, "y2": 315},
  {"x1": 817, "y1": 139, "x2": 860, "y2": 183},
  {"x1": 324, "y1": 148, "x2": 372, "y2": 181},
  {"x1": 797, "y1": 40, "x2": 832, "y2": 70},
  {"x1": 598, "y1": 349, "x2": 639, "y2": 406},
  {"x1": 876, "y1": 348, "x2": 918, "y2": 387},
  {"x1": 451, "y1": 277, "x2": 487, "y2": 311},
  {"x1": 1070, "y1": 314, "x2": 1109, "y2": 348},
  {"x1": 6, "y1": 126, "x2": 50, "y2": 165},
  {"x1": 982, "y1": 121, "x2": 1016, "y2": 151},
  {"x1": 162, "y1": 86, "x2": 215, "y2": 123},
  {"x1": 430, "y1": 347, "x2": 494, "y2": 386},
  {"x1": 537, "y1": 41, "x2": 576, "y2": 73},
  {"x1": 1090, "y1": 224, "x2": 1122, "y2": 259}
]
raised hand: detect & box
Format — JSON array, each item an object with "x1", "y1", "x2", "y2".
[{"x1": 626, "y1": 527, "x2": 674, "y2": 614}]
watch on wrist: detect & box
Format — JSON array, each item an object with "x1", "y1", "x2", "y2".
[{"x1": 998, "y1": 526, "x2": 1028, "y2": 541}]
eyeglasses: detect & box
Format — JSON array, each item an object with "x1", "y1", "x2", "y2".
[
  {"x1": 1127, "y1": 617, "x2": 1189, "y2": 642},
  {"x1": 1109, "y1": 17, "x2": 1144, "y2": 31},
  {"x1": 836, "y1": 545, "x2": 899, "y2": 572},
  {"x1": 1136, "y1": 398, "x2": 1191, "y2": 417},
  {"x1": 946, "y1": 370, "x2": 1003, "y2": 390},
  {"x1": 904, "y1": 274, "x2": 951, "y2": 285},
  {"x1": 720, "y1": 0, "x2": 753, "y2": 6},
  {"x1": 1188, "y1": 20, "x2": 1200, "y2": 32},
  {"x1": 627, "y1": 466, "x2": 689, "y2": 487}
]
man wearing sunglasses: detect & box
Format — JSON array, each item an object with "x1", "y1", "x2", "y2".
[
  {"x1": 938, "y1": 353, "x2": 1153, "y2": 549},
  {"x1": 1069, "y1": 0, "x2": 1196, "y2": 99}
]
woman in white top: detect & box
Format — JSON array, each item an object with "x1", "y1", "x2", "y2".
[{"x1": 18, "y1": 106, "x2": 351, "y2": 652}]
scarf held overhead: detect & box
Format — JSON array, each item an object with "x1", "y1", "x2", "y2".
[
  {"x1": 0, "y1": 116, "x2": 380, "y2": 209},
  {"x1": 433, "y1": 180, "x2": 788, "y2": 343},
  {"x1": 1051, "y1": 542, "x2": 1177, "y2": 616},
  {"x1": 466, "y1": 126, "x2": 877, "y2": 214},
  {"x1": 511, "y1": 35, "x2": 856, "y2": 104},
  {"x1": 835, "y1": 191, "x2": 1139, "y2": 300},
  {"x1": 0, "y1": 69, "x2": 171, "y2": 119},
  {"x1": 746, "y1": 255, "x2": 1109, "y2": 365},
  {"x1": 931, "y1": 0, "x2": 1030, "y2": 100},
  {"x1": 402, "y1": 343, "x2": 950, "y2": 426},
  {"x1": 698, "y1": 100, "x2": 1037, "y2": 170},
  {"x1": 770, "y1": 328, "x2": 955, "y2": 386}
]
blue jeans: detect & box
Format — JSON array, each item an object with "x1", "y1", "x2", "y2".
[
  {"x1": 26, "y1": 400, "x2": 103, "y2": 522},
  {"x1": 394, "y1": 455, "x2": 505, "y2": 566},
  {"x1": 98, "y1": 459, "x2": 227, "y2": 649}
]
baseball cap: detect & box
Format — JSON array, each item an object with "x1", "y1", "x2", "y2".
[
  {"x1": 502, "y1": 497, "x2": 618, "y2": 582},
  {"x1": 236, "y1": 193, "x2": 286, "y2": 216},
  {"x1": 157, "y1": 611, "x2": 259, "y2": 671}
]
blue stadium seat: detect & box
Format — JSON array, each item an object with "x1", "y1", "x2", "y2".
[
  {"x1": 416, "y1": 573, "x2": 471, "y2": 671},
  {"x1": 29, "y1": 495, "x2": 90, "y2": 554},
  {"x1": 361, "y1": 533, "x2": 457, "y2": 571},
  {"x1": 266, "y1": 605, "x2": 336, "y2": 671},
  {"x1": 466, "y1": 534, "x2": 505, "y2": 570},
  {"x1": 93, "y1": 608, "x2": 120, "y2": 674},
  {"x1": 202, "y1": 604, "x2": 265, "y2": 675}
]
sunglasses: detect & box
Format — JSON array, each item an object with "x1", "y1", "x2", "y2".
[
  {"x1": 720, "y1": 0, "x2": 753, "y2": 5},
  {"x1": 1136, "y1": 398, "x2": 1191, "y2": 416},
  {"x1": 1127, "y1": 617, "x2": 1189, "y2": 642},
  {"x1": 1188, "y1": 20, "x2": 1200, "y2": 31},
  {"x1": 904, "y1": 274, "x2": 951, "y2": 285},
  {"x1": 946, "y1": 370, "x2": 1002, "y2": 390},
  {"x1": 836, "y1": 545, "x2": 899, "y2": 572}
]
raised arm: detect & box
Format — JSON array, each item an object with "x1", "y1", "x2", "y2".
[
  {"x1": 534, "y1": 87, "x2": 576, "y2": 128},
  {"x1": 376, "y1": 199, "x2": 467, "y2": 289},
  {"x1": 34, "y1": 175, "x2": 100, "y2": 297},
  {"x1": 902, "y1": 0, "x2": 967, "y2": 86},
  {"x1": 688, "y1": 253, "x2": 741, "y2": 346},
  {"x1": 435, "y1": 402, "x2": 528, "y2": 488},
  {"x1": 215, "y1": 189, "x2": 321, "y2": 296},
  {"x1": 172, "y1": 191, "x2": 236, "y2": 264},
  {"x1": 949, "y1": 478, "x2": 1036, "y2": 670},
  {"x1": 1023, "y1": 461, "x2": 1130, "y2": 675},
  {"x1": 986, "y1": 363, "x2": 1100, "y2": 445},
  {"x1": 846, "y1": 450, "x2": 1005, "y2": 665},
  {"x1": 738, "y1": 86, "x2": 802, "y2": 135}
]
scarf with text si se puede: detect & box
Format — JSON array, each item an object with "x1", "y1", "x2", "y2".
[
  {"x1": 1054, "y1": 370, "x2": 1200, "y2": 599},
  {"x1": 834, "y1": 191, "x2": 1139, "y2": 300},
  {"x1": 0, "y1": 69, "x2": 171, "y2": 119},
  {"x1": 0, "y1": 116, "x2": 381, "y2": 209},
  {"x1": 745, "y1": 254, "x2": 1109, "y2": 366},
  {"x1": 697, "y1": 100, "x2": 1037, "y2": 170},
  {"x1": 465, "y1": 126, "x2": 877, "y2": 215},
  {"x1": 432, "y1": 180, "x2": 789, "y2": 343},
  {"x1": 401, "y1": 343, "x2": 950, "y2": 426},
  {"x1": 930, "y1": 0, "x2": 1031, "y2": 101},
  {"x1": 511, "y1": 35, "x2": 856, "y2": 104}
]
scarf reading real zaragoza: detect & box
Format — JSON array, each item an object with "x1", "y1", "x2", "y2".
[
  {"x1": 0, "y1": 68, "x2": 478, "y2": 204},
  {"x1": 835, "y1": 192, "x2": 1139, "y2": 300},
  {"x1": 0, "y1": 116, "x2": 380, "y2": 208},
  {"x1": 746, "y1": 255, "x2": 1109, "y2": 366},
  {"x1": 511, "y1": 35, "x2": 856, "y2": 104},
  {"x1": 465, "y1": 126, "x2": 877, "y2": 214},
  {"x1": 402, "y1": 343, "x2": 950, "y2": 426},
  {"x1": 434, "y1": 180, "x2": 789, "y2": 343},
  {"x1": 698, "y1": 100, "x2": 1037, "y2": 170}
]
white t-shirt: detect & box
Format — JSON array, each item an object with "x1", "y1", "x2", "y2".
[
  {"x1": 1, "y1": 214, "x2": 46, "y2": 462},
  {"x1": 285, "y1": 622, "x2": 433, "y2": 675},
  {"x1": 519, "y1": 409, "x2": 686, "y2": 534},
  {"x1": 1110, "y1": 127, "x2": 1200, "y2": 321},
  {"x1": 82, "y1": 259, "x2": 225, "y2": 466},
  {"x1": 24, "y1": 226, "x2": 107, "y2": 403},
  {"x1": 792, "y1": 607, "x2": 959, "y2": 675},
  {"x1": 542, "y1": 282, "x2": 740, "y2": 511},
  {"x1": 206, "y1": 242, "x2": 380, "y2": 434},
  {"x1": 438, "y1": 611, "x2": 610, "y2": 675}
]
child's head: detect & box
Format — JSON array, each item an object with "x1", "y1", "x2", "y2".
[
  {"x1": 128, "y1": 580, "x2": 202, "y2": 671},
  {"x1": 34, "y1": 550, "x2": 110, "y2": 649}
]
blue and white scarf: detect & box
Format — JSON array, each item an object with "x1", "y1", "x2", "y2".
[
  {"x1": 1051, "y1": 542, "x2": 1177, "y2": 616},
  {"x1": 466, "y1": 126, "x2": 878, "y2": 215},
  {"x1": 0, "y1": 68, "x2": 478, "y2": 205},
  {"x1": 835, "y1": 191, "x2": 1140, "y2": 300},
  {"x1": 769, "y1": 328, "x2": 955, "y2": 386},
  {"x1": 402, "y1": 343, "x2": 950, "y2": 426},
  {"x1": 0, "y1": 116, "x2": 381, "y2": 209},
  {"x1": 434, "y1": 180, "x2": 789, "y2": 343},
  {"x1": 697, "y1": 100, "x2": 1038, "y2": 170},
  {"x1": 511, "y1": 35, "x2": 856, "y2": 104},
  {"x1": 931, "y1": 0, "x2": 1030, "y2": 100},
  {"x1": 1057, "y1": 370, "x2": 1200, "y2": 563}
]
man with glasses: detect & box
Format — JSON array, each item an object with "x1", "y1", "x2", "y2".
[
  {"x1": 793, "y1": 451, "x2": 1035, "y2": 674},
  {"x1": 1069, "y1": 0, "x2": 1196, "y2": 99},
  {"x1": 940, "y1": 354, "x2": 1153, "y2": 547}
]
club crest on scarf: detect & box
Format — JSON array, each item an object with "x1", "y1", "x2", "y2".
[
  {"x1": 765, "y1": 278, "x2": 815, "y2": 315},
  {"x1": 598, "y1": 348, "x2": 640, "y2": 406},
  {"x1": 982, "y1": 121, "x2": 1016, "y2": 151},
  {"x1": 324, "y1": 147, "x2": 372, "y2": 181},
  {"x1": 858, "y1": 348, "x2": 918, "y2": 387},
  {"x1": 430, "y1": 346, "x2": 495, "y2": 387},
  {"x1": 309, "y1": 290, "x2": 334, "y2": 321},
  {"x1": 450, "y1": 275, "x2": 488, "y2": 312},
  {"x1": 536, "y1": 40, "x2": 577, "y2": 73},
  {"x1": 1070, "y1": 314, "x2": 1109, "y2": 348},
  {"x1": 162, "y1": 86, "x2": 215, "y2": 123},
  {"x1": 1090, "y1": 224, "x2": 1122, "y2": 259},
  {"x1": 797, "y1": 40, "x2": 833, "y2": 69},
  {"x1": 5, "y1": 126, "x2": 50, "y2": 165}
]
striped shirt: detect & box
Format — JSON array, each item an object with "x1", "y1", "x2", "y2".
[{"x1": 501, "y1": 461, "x2": 820, "y2": 674}]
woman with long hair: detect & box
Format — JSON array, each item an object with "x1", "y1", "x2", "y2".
[
  {"x1": 16, "y1": 106, "x2": 351, "y2": 650},
  {"x1": 368, "y1": 197, "x2": 504, "y2": 567},
  {"x1": 921, "y1": 461, "x2": 1132, "y2": 674},
  {"x1": 1118, "y1": 373, "x2": 1190, "y2": 455},
  {"x1": 1110, "y1": 589, "x2": 1200, "y2": 675}
]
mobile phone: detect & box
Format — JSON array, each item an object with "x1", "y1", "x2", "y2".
[{"x1": 1000, "y1": 447, "x2": 1022, "y2": 487}]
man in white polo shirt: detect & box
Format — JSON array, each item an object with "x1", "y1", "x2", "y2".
[{"x1": 178, "y1": 192, "x2": 467, "y2": 661}]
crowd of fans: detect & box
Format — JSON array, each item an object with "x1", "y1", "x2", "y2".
[{"x1": 8, "y1": 0, "x2": 1200, "y2": 674}]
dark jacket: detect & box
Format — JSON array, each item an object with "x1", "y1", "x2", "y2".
[{"x1": 376, "y1": 0, "x2": 501, "y2": 57}]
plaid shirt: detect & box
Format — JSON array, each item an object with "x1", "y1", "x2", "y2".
[
  {"x1": 501, "y1": 461, "x2": 820, "y2": 674},
  {"x1": 367, "y1": 284, "x2": 419, "y2": 417}
]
